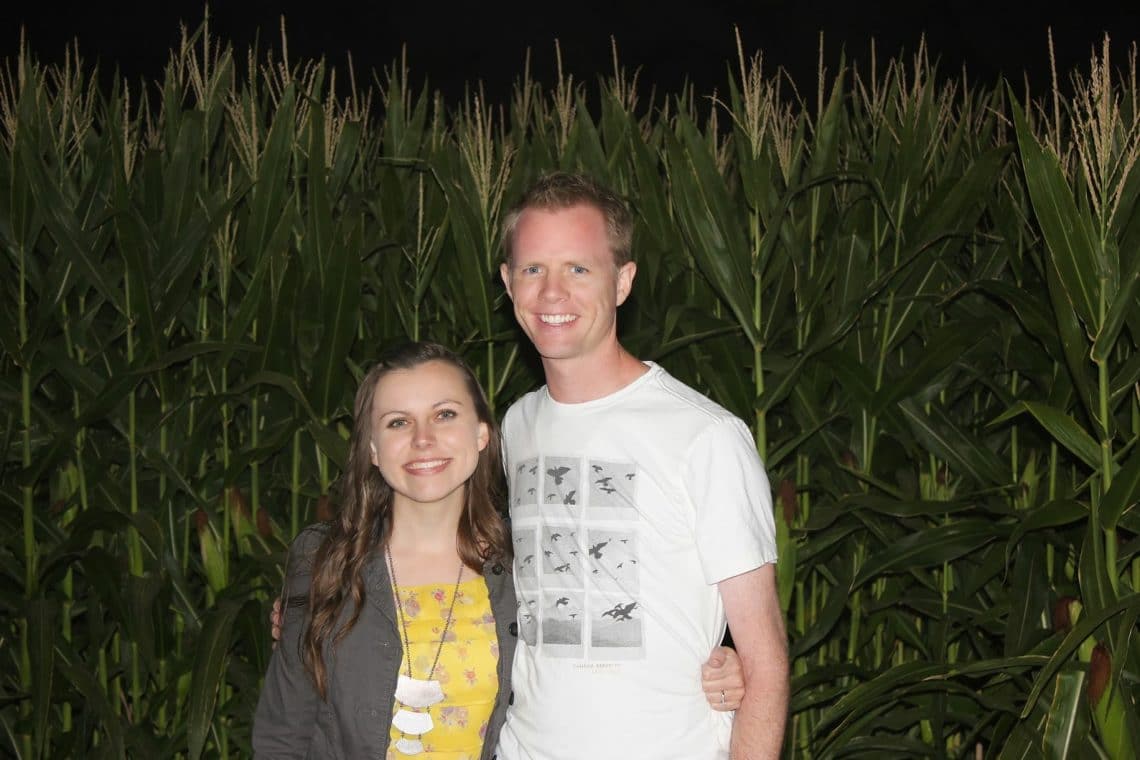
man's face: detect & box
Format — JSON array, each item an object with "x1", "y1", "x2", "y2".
[{"x1": 500, "y1": 204, "x2": 636, "y2": 367}]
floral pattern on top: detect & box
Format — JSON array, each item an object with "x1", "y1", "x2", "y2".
[{"x1": 387, "y1": 576, "x2": 499, "y2": 760}]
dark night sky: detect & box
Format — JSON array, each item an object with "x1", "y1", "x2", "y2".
[{"x1": 1, "y1": 2, "x2": 1137, "y2": 103}]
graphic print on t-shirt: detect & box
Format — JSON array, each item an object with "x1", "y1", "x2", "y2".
[
  {"x1": 512, "y1": 457, "x2": 540, "y2": 515},
  {"x1": 587, "y1": 460, "x2": 637, "y2": 515},
  {"x1": 541, "y1": 456, "x2": 582, "y2": 514},
  {"x1": 513, "y1": 527, "x2": 538, "y2": 581},
  {"x1": 585, "y1": 528, "x2": 638, "y2": 594},
  {"x1": 540, "y1": 525, "x2": 584, "y2": 588},
  {"x1": 591, "y1": 591, "x2": 642, "y2": 652},
  {"x1": 516, "y1": 598, "x2": 538, "y2": 646},
  {"x1": 508, "y1": 453, "x2": 645, "y2": 660},
  {"x1": 540, "y1": 590, "x2": 585, "y2": 657}
]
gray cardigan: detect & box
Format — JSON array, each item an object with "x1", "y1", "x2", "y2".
[{"x1": 252, "y1": 525, "x2": 517, "y2": 759}]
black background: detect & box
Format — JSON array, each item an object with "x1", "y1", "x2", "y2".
[{"x1": 1, "y1": 2, "x2": 1137, "y2": 103}]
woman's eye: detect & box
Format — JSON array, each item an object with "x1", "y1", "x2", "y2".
[
  {"x1": 386, "y1": 418, "x2": 408, "y2": 429},
  {"x1": 437, "y1": 409, "x2": 458, "y2": 421}
]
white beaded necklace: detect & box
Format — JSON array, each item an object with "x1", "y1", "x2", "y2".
[{"x1": 385, "y1": 544, "x2": 465, "y2": 756}]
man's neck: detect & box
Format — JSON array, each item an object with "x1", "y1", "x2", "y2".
[{"x1": 543, "y1": 345, "x2": 649, "y2": 404}]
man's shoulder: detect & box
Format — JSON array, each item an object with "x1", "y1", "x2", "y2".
[
  {"x1": 643, "y1": 365, "x2": 738, "y2": 423},
  {"x1": 503, "y1": 385, "x2": 548, "y2": 421}
]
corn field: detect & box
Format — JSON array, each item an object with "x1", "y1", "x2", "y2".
[{"x1": 2, "y1": 19, "x2": 1139, "y2": 758}]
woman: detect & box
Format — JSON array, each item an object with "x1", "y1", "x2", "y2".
[
  {"x1": 254, "y1": 342, "x2": 743, "y2": 759},
  {"x1": 255, "y1": 342, "x2": 513, "y2": 758}
]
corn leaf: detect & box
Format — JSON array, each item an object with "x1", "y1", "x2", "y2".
[
  {"x1": 187, "y1": 598, "x2": 247, "y2": 760},
  {"x1": 1010, "y1": 96, "x2": 1103, "y2": 333}
]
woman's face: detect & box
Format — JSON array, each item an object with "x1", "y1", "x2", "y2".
[{"x1": 368, "y1": 360, "x2": 490, "y2": 513}]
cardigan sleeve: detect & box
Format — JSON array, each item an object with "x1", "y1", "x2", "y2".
[{"x1": 252, "y1": 525, "x2": 327, "y2": 758}]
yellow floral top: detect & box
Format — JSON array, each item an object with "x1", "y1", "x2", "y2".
[{"x1": 387, "y1": 576, "x2": 499, "y2": 759}]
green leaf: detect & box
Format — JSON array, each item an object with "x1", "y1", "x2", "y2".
[
  {"x1": 1043, "y1": 671, "x2": 1087, "y2": 760},
  {"x1": 55, "y1": 642, "x2": 125, "y2": 758},
  {"x1": 27, "y1": 597, "x2": 55, "y2": 759},
  {"x1": 1004, "y1": 537, "x2": 1050, "y2": 656},
  {"x1": 1101, "y1": 447, "x2": 1140, "y2": 530},
  {"x1": 1020, "y1": 593, "x2": 1140, "y2": 718},
  {"x1": 899, "y1": 400, "x2": 1009, "y2": 486},
  {"x1": 991, "y1": 401, "x2": 1102, "y2": 471},
  {"x1": 1091, "y1": 268, "x2": 1140, "y2": 362},
  {"x1": 187, "y1": 599, "x2": 247, "y2": 760},
  {"x1": 310, "y1": 221, "x2": 363, "y2": 419},
  {"x1": 1078, "y1": 524, "x2": 1118, "y2": 625},
  {"x1": 974, "y1": 279, "x2": 1064, "y2": 362},
  {"x1": 662, "y1": 114, "x2": 759, "y2": 347},
  {"x1": 851, "y1": 519, "x2": 1005, "y2": 590},
  {"x1": 1007, "y1": 499, "x2": 1087, "y2": 559},
  {"x1": 1010, "y1": 94, "x2": 1104, "y2": 333}
]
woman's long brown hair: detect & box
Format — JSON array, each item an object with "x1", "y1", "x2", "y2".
[{"x1": 301, "y1": 342, "x2": 509, "y2": 698}]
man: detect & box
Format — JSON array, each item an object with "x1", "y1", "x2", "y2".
[{"x1": 495, "y1": 172, "x2": 788, "y2": 759}]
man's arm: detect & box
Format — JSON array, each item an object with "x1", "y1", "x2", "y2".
[{"x1": 719, "y1": 563, "x2": 788, "y2": 759}]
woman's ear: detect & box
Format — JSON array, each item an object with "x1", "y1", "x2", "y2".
[{"x1": 477, "y1": 422, "x2": 490, "y2": 452}]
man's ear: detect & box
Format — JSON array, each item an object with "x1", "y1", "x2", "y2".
[
  {"x1": 615, "y1": 261, "x2": 637, "y2": 306},
  {"x1": 499, "y1": 262, "x2": 513, "y2": 299}
]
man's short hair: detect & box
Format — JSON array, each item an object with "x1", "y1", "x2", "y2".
[{"x1": 500, "y1": 172, "x2": 634, "y2": 267}]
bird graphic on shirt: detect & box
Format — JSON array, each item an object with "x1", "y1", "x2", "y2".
[
  {"x1": 625, "y1": 472, "x2": 636, "y2": 480},
  {"x1": 589, "y1": 541, "x2": 610, "y2": 559},
  {"x1": 555, "y1": 597, "x2": 570, "y2": 607},
  {"x1": 595, "y1": 476, "x2": 613, "y2": 487},
  {"x1": 563, "y1": 491, "x2": 577, "y2": 505},
  {"x1": 550, "y1": 532, "x2": 563, "y2": 541},
  {"x1": 522, "y1": 554, "x2": 534, "y2": 565},
  {"x1": 592, "y1": 465, "x2": 604, "y2": 473},
  {"x1": 599, "y1": 486, "x2": 617, "y2": 495},
  {"x1": 553, "y1": 563, "x2": 572, "y2": 573},
  {"x1": 601, "y1": 602, "x2": 638, "y2": 621},
  {"x1": 547, "y1": 466, "x2": 571, "y2": 485}
]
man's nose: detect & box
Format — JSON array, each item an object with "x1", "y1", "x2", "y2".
[{"x1": 539, "y1": 272, "x2": 567, "y2": 301}]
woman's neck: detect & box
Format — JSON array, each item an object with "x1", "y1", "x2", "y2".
[{"x1": 386, "y1": 498, "x2": 470, "y2": 585}]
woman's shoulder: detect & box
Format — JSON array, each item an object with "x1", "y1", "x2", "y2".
[{"x1": 286, "y1": 522, "x2": 334, "y2": 570}]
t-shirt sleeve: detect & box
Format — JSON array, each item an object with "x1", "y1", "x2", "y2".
[{"x1": 684, "y1": 417, "x2": 778, "y2": 585}]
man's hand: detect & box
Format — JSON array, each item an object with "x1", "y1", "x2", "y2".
[
  {"x1": 702, "y1": 646, "x2": 745, "y2": 711},
  {"x1": 270, "y1": 597, "x2": 283, "y2": 648}
]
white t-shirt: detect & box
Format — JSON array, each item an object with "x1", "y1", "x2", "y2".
[{"x1": 496, "y1": 363, "x2": 778, "y2": 760}]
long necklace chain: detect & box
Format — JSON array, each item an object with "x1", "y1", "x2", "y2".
[{"x1": 385, "y1": 544, "x2": 465, "y2": 681}]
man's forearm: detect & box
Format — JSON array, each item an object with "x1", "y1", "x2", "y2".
[
  {"x1": 730, "y1": 656, "x2": 789, "y2": 759},
  {"x1": 719, "y1": 564, "x2": 789, "y2": 759}
]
